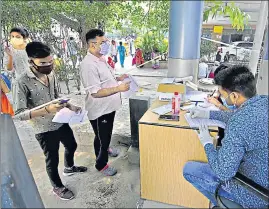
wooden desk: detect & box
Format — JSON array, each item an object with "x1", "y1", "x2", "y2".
[{"x1": 139, "y1": 101, "x2": 211, "y2": 208}]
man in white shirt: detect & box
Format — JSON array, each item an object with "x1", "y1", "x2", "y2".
[
  {"x1": 110, "y1": 40, "x2": 117, "y2": 63},
  {"x1": 80, "y1": 29, "x2": 130, "y2": 176},
  {"x1": 198, "y1": 57, "x2": 209, "y2": 79}
]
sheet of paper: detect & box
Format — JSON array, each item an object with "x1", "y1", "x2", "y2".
[
  {"x1": 158, "y1": 93, "x2": 184, "y2": 101},
  {"x1": 121, "y1": 75, "x2": 139, "y2": 98},
  {"x1": 158, "y1": 93, "x2": 174, "y2": 101},
  {"x1": 184, "y1": 113, "x2": 226, "y2": 129},
  {"x1": 185, "y1": 91, "x2": 209, "y2": 102},
  {"x1": 151, "y1": 103, "x2": 172, "y2": 115},
  {"x1": 52, "y1": 108, "x2": 88, "y2": 125},
  {"x1": 160, "y1": 77, "x2": 175, "y2": 84},
  {"x1": 69, "y1": 110, "x2": 88, "y2": 125}
]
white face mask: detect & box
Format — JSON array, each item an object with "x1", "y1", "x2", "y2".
[
  {"x1": 99, "y1": 42, "x2": 110, "y2": 56},
  {"x1": 10, "y1": 37, "x2": 24, "y2": 46}
]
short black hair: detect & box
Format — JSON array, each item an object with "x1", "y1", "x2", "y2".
[
  {"x1": 85, "y1": 29, "x2": 105, "y2": 44},
  {"x1": 26, "y1": 42, "x2": 51, "y2": 58},
  {"x1": 119, "y1": 42, "x2": 123, "y2": 45},
  {"x1": 214, "y1": 65, "x2": 256, "y2": 98},
  {"x1": 214, "y1": 64, "x2": 229, "y2": 77},
  {"x1": 10, "y1": 27, "x2": 29, "y2": 39}
]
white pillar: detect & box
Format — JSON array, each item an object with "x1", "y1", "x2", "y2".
[
  {"x1": 248, "y1": 1, "x2": 268, "y2": 75},
  {"x1": 257, "y1": 29, "x2": 268, "y2": 95}
]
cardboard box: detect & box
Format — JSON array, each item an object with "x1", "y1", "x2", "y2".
[{"x1": 157, "y1": 83, "x2": 186, "y2": 94}]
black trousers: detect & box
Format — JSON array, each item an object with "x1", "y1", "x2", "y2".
[
  {"x1": 35, "y1": 124, "x2": 77, "y2": 188},
  {"x1": 90, "y1": 111, "x2": 116, "y2": 171}
]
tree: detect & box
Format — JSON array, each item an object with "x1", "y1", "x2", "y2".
[
  {"x1": 1, "y1": 0, "x2": 115, "y2": 92},
  {"x1": 1, "y1": 0, "x2": 250, "y2": 71},
  {"x1": 200, "y1": 39, "x2": 218, "y2": 62},
  {"x1": 108, "y1": 0, "x2": 250, "y2": 57}
]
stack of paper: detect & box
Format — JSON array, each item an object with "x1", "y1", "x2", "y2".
[
  {"x1": 52, "y1": 108, "x2": 88, "y2": 125},
  {"x1": 184, "y1": 113, "x2": 226, "y2": 129}
]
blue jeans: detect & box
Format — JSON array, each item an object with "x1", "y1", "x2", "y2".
[{"x1": 183, "y1": 161, "x2": 235, "y2": 206}]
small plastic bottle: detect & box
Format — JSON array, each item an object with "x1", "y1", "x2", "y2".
[{"x1": 172, "y1": 92, "x2": 180, "y2": 116}]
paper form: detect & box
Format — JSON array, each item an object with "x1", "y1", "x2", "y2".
[
  {"x1": 52, "y1": 108, "x2": 88, "y2": 125},
  {"x1": 160, "y1": 77, "x2": 175, "y2": 84},
  {"x1": 184, "y1": 113, "x2": 226, "y2": 129},
  {"x1": 121, "y1": 75, "x2": 139, "y2": 98}
]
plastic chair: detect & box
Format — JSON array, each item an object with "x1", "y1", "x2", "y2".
[{"x1": 215, "y1": 172, "x2": 269, "y2": 208}]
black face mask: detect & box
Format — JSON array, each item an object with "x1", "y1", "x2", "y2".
[{"x1": 31, "y1": 60, "x2": 54, "y2": 75}]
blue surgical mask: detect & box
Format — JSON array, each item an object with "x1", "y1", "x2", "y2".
[
  {"x1": 221, "y1": 97, "x2": 237, "y2": 110},
  {"x1": 220, "y1": 92, "x2": 238, "y2": 111},
  {"x1": 100, "y1": 42, "x2": 110, "y2": 55}
]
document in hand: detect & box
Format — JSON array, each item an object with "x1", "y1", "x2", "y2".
[
  {"x1": 121, "y1": 75, "x2": 139, "y2": 98},
  {"x1": 185, "y1": 113, "x2": 226, "y2": 129},
  {"x1": 52, "y1": 108, "x2": 88, "y2": 125}
]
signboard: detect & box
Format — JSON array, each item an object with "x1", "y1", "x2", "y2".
[{"x1": 213, "y1": 25, "x2": 223, "y2": 34}]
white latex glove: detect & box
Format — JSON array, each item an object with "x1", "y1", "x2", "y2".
[
  {"x1": 189, "y1": 107, "x2": 210, "y2": 119},
  {"x1": 198, "y1": 123, "x2": 213, "y2": 147}
]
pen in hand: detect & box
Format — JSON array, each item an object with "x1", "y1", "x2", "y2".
[{"x1": 210, "y1": 89, "x2": 216, "y2": 97}]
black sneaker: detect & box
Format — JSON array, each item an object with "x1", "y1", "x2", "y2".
[
  {"x1": 53, "y1": 187, "x2": 74, "y2": 200},
  {"x1": 63, "y1": 166, "x2": 87, "y2": 176}
]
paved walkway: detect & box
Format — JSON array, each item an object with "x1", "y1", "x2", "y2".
[{"x1": 14, "y1": 67, "x2": 165, "y2": 208}]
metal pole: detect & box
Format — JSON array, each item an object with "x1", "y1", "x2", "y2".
[
  {"x1": 249, "y1": 1, "x2": 268, "y2": 75},
  {"x1": 168, "y1": 1, "x2": 204, "y2": 83}
]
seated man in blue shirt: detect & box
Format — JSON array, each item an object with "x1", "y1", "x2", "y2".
[{"x1": 183, "y1": 65, "x2": 268, "y2": 208}]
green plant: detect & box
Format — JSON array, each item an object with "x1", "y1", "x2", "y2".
[
  {"x1": 203, "y1": 1, "x2": 250, "y2": 30},
  {"x1": 136, "y1": 31, "x2": 168, "y2": 60}
]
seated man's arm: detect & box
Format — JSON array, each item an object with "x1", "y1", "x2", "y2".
[
  {"x1": 204, "y1": 119, "x2": 245, "y2": 181},
  {"x1": 210, "y1": 110, "x2": 234, "y2": 123}
]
